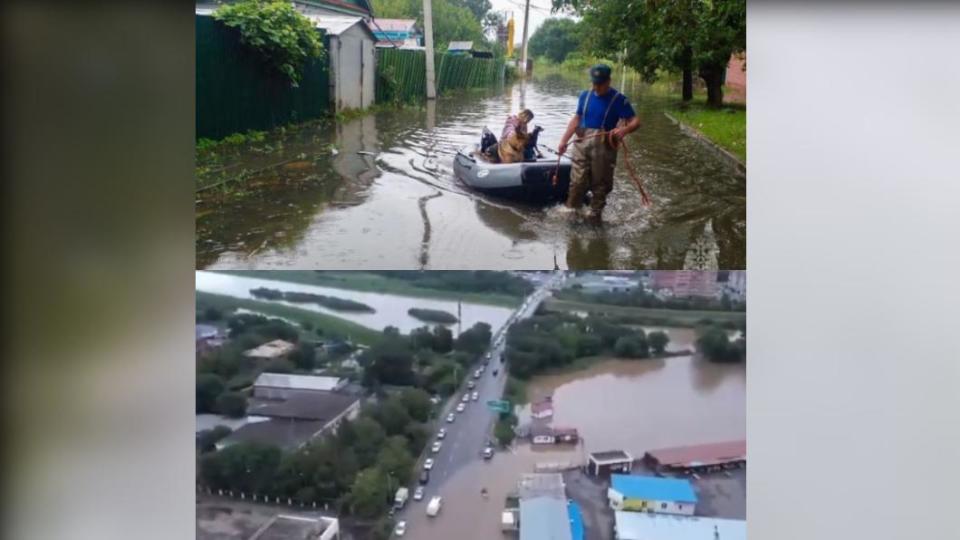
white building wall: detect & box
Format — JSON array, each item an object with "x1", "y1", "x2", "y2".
[
  {"x1": 607, "y1": 489, "x2": 696, "y2": 515},
  {"x1": 329, "y1": 25, "x2": 374, "y2": 111}
]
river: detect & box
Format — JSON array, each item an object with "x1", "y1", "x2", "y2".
[
  {"x1": 399, "y1": 325, "x2": 745, "y2": 540},
  {"x1": 197, "y1": 75, "x2": 745, "y2": 270},
  {"x1": 194, "y1": 271, "x2": 514, "y2": 335}
]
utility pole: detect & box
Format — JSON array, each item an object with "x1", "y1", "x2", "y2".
[
  {"x1": 519, "y1": 0, "x2": 531, "y2": 76},
  {"x1": 423, "y1": 0, "x2": 437, "y2": 99}
]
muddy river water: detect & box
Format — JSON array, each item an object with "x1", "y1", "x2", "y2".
[
  {"x1": 398, "y1": 326, "x2": 744, "y2": 540},
  {"x1": 197, "y1": 75, "x2": 745, "y2": 270}
]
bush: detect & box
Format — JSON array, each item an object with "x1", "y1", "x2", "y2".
[
  {"x1": 613, "y1": 335, "x2": 649, "y2": 359},
  {"x1": 216, "y1": 391, "x2": 248, "y2": 418},
  {"x1": 407, "y1": 308, "x2": 458, "y2": 324},
  {"x1": 197, "y1": 373, "x2": 226, "y2": 413},
  {"x1": 214, "y1": 0, "x2": 324, "y2": 86},
  {"x1": 648, "y1": 331, "x2": 670, "y2": 355},
  {"x1": 264, "y1": 358, "x2": 295, "y2": 374}
]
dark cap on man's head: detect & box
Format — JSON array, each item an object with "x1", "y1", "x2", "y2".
[{"x1": 590, "y1": 64, "x2": 612, "y2": 83}]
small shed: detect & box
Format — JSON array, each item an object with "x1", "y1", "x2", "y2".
[
  {"x1": 306, "y1": 14, "x2": 377, "y2": 111},
  {"x1": 588, "y1": 450, "x2": 634, "y2": 477},
  {"x1": 447, "y1": 41, "x2": 474, "y2": 55}
]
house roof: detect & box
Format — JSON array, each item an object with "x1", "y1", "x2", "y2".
[
  {"x1": 243, "y1": 339, "x2": 295, "y2": 359},
  {"x1": 447, "y1": 41, "x2": 474, "y2": 51},
  {"x1": 254, "y1": 373, "x2": 344, "y2": 392},
  {"x1": 645, "y1": 440, "x2": 746, "y2": 468},
  {"x1": 218, "y1": 418, "x2": 327, "y2": 450},
  {"x1": 589, "y1": 450, "x2": 634, "y2": 464},
  {"x1": 196, "y1": 324, "x2": 221, "y2": 340},
  {"x1": 519, "y1": 497, "x2": 573, "y2": 540},
  {"x1": 530, "y1": 423, "x2": 554, "y2": 437},
  {"x1": 246, "y1": 390, "x2": 359, "y2": 421},
  {"x1": 614, "y1": 512, "x2": 746, "y2": 540},
  {"x1": 371, "y1": 18, "x2": 416, "y2": 32},
  {"x1": 304, "y1": 14, "x2": 376, "y2": 40},
  {"x1": 517, "y1": 473, "x2": 566, "y2": 500},
  {"x1": 610, "y1": 475, "x2": 698, "y2": 503},
  {"x1": 567, "y1": 502, "x2": 584, "y2": 540}
]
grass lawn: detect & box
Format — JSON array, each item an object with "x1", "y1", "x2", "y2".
[
  {"x1": 545, "y1": 298, "x2": 746, "y2": 327},
  {"x1": 670, "y1": 102, "x2": 746, "y2": 162},
  {"x1": 214, "y1": 270, "x2": 523, "y2": 308},
  {"x1": 196, "y1": 291, "x2": 383, "y2": 346}
]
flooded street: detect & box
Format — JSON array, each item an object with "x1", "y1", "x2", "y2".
[
  {"x1": 197, "y1": 76, "x2": 745, "y2": 270},
  {"x1": 400, "y1": 326, "x2": 744, "y2": 540},
  {"x1": 195, "y1": 271, "x2": 514, "y2": 334}
]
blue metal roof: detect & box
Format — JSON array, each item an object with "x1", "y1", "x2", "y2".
[
  {"x1": 567, "y1": 501, "x2": 584, "y2": 540},
  {"x1": 610, "y1": 475, "x2": 698, "y2": 503}
]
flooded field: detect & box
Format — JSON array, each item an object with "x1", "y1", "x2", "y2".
[
  {"x1": 197, "y1": 76, "x2": 745, "y2": 270},
  {"x1": 399, "y1": 326, "x2": 745, "y2": 540},
  {"x1": 195, "y1": 271, "x2": 514, "y2": 334}
]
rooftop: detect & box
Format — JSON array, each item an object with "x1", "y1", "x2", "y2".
[
  {"x1": 517, "y1": 473, "x2": 566, "y2": 500},
  {"x1": 589, "y1": 450, "x2": 634, "y2": 463},
  {"x1": 370, "y1": 18, "x2": 416, "y2": 32},
  {"x1": 568, "y1": 502, "x2": 584, "y2": 540},
  {"x1": 447, "y1": 41, "x2": 474, "y2": 51},
  {"x1": 247, "y1": 389, "x2": 359, "y2": 421},
  {"x1": 255, "y1": 373, "x2": 344, "y2": 392},
  {"x1": 614, "y1": 512, "x2": 746, "y2": 540},
  {"x1": 610, "y1": 475, "x2": 698, "y2": 504},
  {"x1": 218, "y1": 419, "x2": 326, "y2": 450},
  {"x1": 302, "y1": 14, "x2": 375, "y2": 39},
  {"x1": 519, "y1": 497, "x2": 573, "y2": 540},
  {"x1": 243, "y1": 340, "x2": 295, "y2": 359},
  {"x1": 645, "y1": 440, "x2": 746, "y2": 468},
  {"x1": 196, "y1": 324, "x2": 222, "y2": 340}
]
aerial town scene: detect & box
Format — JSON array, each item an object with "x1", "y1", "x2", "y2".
[{"x1": 196, "y1": 270, "x2": 746, "y2": 539}]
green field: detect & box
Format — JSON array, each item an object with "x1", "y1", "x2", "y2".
[
  {"x1": 214, "y1": 270, "x2": 523, "y2": 308},
  {"x1": 545, "y1": 298, "x2": 746, "y2": 327},
  {"x1": 196, "y1": 291, "x2": 383, "y2": 346},
  {"x1": 670, "y1": 103, "x2": 746, "y2": 162}
]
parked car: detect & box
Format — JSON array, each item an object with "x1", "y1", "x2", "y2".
[
  {"x1": 461, "y1": 394, "x2": 470, "y2": 403},
  {"x1": 423, "y1": 458, "x2": 434, "y2": 470},
  {"x1": 419, "y1": 469, "x2": 430, "y2": 484},
  {"x1": 437, "y1": 428, "x2": 446, "y2": 439},
  {"x1": 471, "y1": 391, "x2": 479, "y2": 401},
  {"x1": 456, "y1": 403, "x2": 466, "y2": 413},
  {"x1": 394, "y1": 521, "x2": 407, "y2": 536},
  {"x1": 431, "y1": 441, "x2": 442, "y2": 453},
  {"x1": 483, "y1": 447, "x2": 494, "y2": 460},
  {"x1": 467, "y1": 380, "x2": 476, "y2": 390},
  {"x1": 413, "y1": 486, "x2": 425, "y2": 501},
  {"x1": 446, "y1": 413, "x2": 455, "y2": 423}
]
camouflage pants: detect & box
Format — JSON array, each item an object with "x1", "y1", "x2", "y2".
[{"x1": 565, "y1": 128, "x2": 618, "y2": 216}]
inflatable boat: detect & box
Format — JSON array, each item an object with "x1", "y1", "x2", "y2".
[{"x1": 453, "y1": 144, "x2": 573, "y2": 203}]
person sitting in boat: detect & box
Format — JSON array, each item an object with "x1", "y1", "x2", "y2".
[{"x1": 480, "y1": 109, "x2": 541, "y2": 163}]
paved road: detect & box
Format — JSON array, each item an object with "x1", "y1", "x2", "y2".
[{"x1": 396, "y1": 272, "x2": 563, "y2": 519}]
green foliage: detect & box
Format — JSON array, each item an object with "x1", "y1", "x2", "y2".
[
  {"x1": 648, "y1": 330, "x2": 670, "y2": 355},
  {"x1": 397, "y1": 388, "x2": 433, "y2": 423},
  {"x1": 455, "y1": 322, "x2": 493, "y2": 355},
  {"x1": 288, "y1": 343, "x2": 316, "y2": 371},
  {"x1": 263, "y1": 358, "x2": 295, "y2": 374},
  {"x1": 372, "y1": 0, "x2": 486, "y2": 51},
  {"x1": 556, "y1": 285, "x2": 745, "y2": 312},
  {"x1": 197, "y1": 425, "x2": 233, "y2": 453},
  {"x1": 250, "y1": 287, "x2": 375, "y2": 312},
  {"x1": 350, "y1": 467, "x2": 391, "y2": 519},
  {"x1": 494, "y1": 414, "x2": 517, "y2": 446},
  {"x1": 213, "y1": 0, "x2": 324, "y2": 86},
  {"x1": 613, "y1": 335, "x2": 649, "y2": 358},
  {"x1": 529, "y1": 18, "x2": 581, "y2": 63},
  {"x1": 199, "y1": 442, "x2": 283, "y2": 493},
  {"x1": 696, "y1": 325, "x2": 745, "y2": 363},
  {"x1": 377, "y1": 436, "x2": 415, "y2": 485},
  {"x1": 197, "y1": 373, "x2": 226, "y2": 413},
  {"x1": 216, "y1": 391, "x2": 248, "y2": 418},
  {"x1": 407, "y1": 308, "x2": 458, "y2": 324},
  {"x1": 372, "y1": 271, "x2": 534, "y2": 297}
]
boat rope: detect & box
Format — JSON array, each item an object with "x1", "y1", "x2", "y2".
[{"x1": 550, "y1": 131, "x2": 652, "y2": 207}]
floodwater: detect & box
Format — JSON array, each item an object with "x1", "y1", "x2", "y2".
[
  {"x1": 194, "y1": 271, "x2": 514, "y2": 335},
  {"x1": 400, "y1": 326, "x2": 745, "y2": 540},
  {"x1": 197, "y1": 75, "x2": 745, "y2": 270}
]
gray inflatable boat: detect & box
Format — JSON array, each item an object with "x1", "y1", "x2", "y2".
[{"x1": 453, "y1": 144, "x2": 573, "y2": 203}]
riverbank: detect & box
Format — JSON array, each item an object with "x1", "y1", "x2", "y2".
[
  {"x1": 214, "y1": 270, "x2": 523, "y2": 308},
  {"x1": 545, "y1": 298, "x2": 746, "y2": 327},
  {"x1": 196, "y1": 291, "x2": 383, "y2": 345}
]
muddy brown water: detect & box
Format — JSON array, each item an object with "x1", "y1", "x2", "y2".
[
  {"x1": 196, "y1": 75, "x2": 745, "y2": 270},
  {"x1": 397, "y1": 326, "x2": 744, "y2": 540}
]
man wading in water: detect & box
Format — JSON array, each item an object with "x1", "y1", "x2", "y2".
[{"x1": 557, "y1": 64, "x2": 641, "y2": 222}]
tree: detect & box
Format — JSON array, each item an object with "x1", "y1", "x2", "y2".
[
  {"x1": 196, "y1": 373, "x2": 226, "y2": 413},
  {"x1": 199, "y1": 442, "x2": 282, "y2": 494},
  {"x1": 455, "y1": 322, "x2": 492, "y2": 355},
  {"x1": 696, "y1": 325, "x2": 743, "y2": 363},
  {"x1": 372, "y1": 0, "x2": 486, "y2": 51},
  {"x1": 431, "y1": 325, "x2": 453, "y2": 353},
  {"x1": 648, "y1": 331, "x2": 670, "y2": 355},
  {"x1": 288, "y1": 343, "x2": 316, "y2": 371},
  {"x1": 458, "y1": 0, "x2": 491, "y2": 21},
  {"x1": 494, "y1": 414, "x2": 518, "y2": 446},
  {"x1": 216, "y1": 391, "x2": 248, "y2": 418},
  {"x1": 529, "y1": 18, "x2": 580, "y2": 63},
  {"x1": 377, "y1": 436, "x2": 415, "y2": 485},
  {"x1": 263, "y1": 358, "x2": 295, "y2": 374},
  {"x1": 398, "y1": 388, "x2": 433, "y2": 422},
  {"x1": 197, "y1": 425, "x2": 233, "y2": 453},
  {"x1": 373, "y1": 398, "x2": 413, "y2": 436},
  {"x1": 349, "y1": 467, "x2": 390, "y2": 519},
  {"x1": 555, "y1": 0, "x2": 746, "y2": 106},
  {"x1": 350, "y1": 417, "x2": 387, "y2": 468},
  {"x1": 613, "y1": 335, "x2": 649, "y2": 359}
]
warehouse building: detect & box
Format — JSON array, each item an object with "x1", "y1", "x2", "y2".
[
  {"x1": 608, "y1": 475, "x2": 697, "y2": 516},
  {"x1": 614, "y1": 512, "x2": 745, "y2": 540},
  {"x1": 644, "y1": 440, "x2": 746, "y2": 473}
]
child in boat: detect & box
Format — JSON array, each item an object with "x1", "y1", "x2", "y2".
[{"x1": 497, "y1": 109, "x2": 535, "y2": 163}]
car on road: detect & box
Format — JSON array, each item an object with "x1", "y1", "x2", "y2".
[
  {"x1": 461, "y1": 394, "x2": 470, "y2": 403},
  {"x1": 483, "y1": 447, "x2": 494, "y2": 460},
  {"x1": 419, "y1": 470, "x2": 430, "y2": 484},
  {"x1": 423, "y1": 458, "x2": 434, "y2": 470},
  {"x1": 431, "y1": 441, "x2": 442, "y2": 453},
  {"x1": 446, "y1": 413, "x2": 455, "y2": 423},
  {"x1": 492, "y1": 369, "x2": 498, "y2": 376},
  {"x1": 467, "y1": 380, "x2": 476, "y2": 389},
  {"x1": 456, "y1": 403, "x2": 466, "y2": 413},
  {"x1": 436, "y1": 428, "x2": 446, "y2": 439},
  {"x1": 394, "y1": 521, "x2": 407, "y2": 536},
  {"x1": 473, "y1": 370, "x2": 481, "y2": 379},
  {"x1": 471, "y1": 391, "x2": 479, "y2": 401},
  {"x1": 413, "y1": 486, "x2": 424, "y2": 501}
]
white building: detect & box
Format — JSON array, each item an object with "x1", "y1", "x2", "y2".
[
  {"x1": 254, "y1": 373, "x2": 347, "y2": 399},
  {"x1": 305, "y1": 15, "x2": 377, "y2": 111},
  {"x1": 614, "y1": 512, "x2": 745, "y2": 540}
]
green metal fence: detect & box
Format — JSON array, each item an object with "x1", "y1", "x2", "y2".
[
  {"x1": 196, "y1": 15, "x2": 330, "y2": 140},
  {"x1": 376, "y1": 48, "x2": 504, "y2": 104}
]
